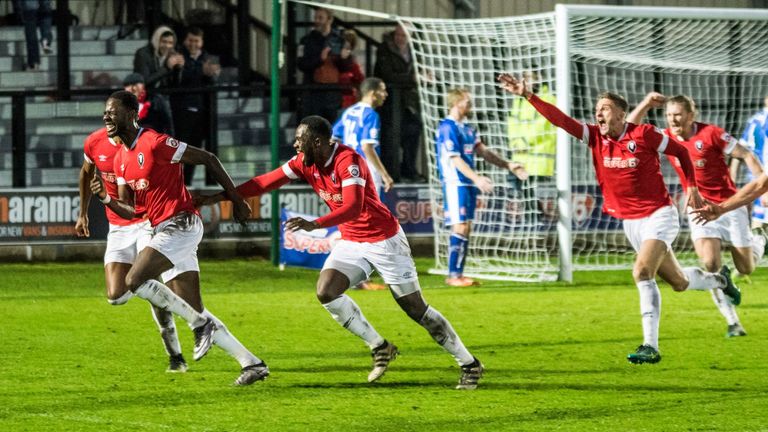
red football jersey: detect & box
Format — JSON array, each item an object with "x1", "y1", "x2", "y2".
[
  {"x1": 113, "y1": 128, "x2": 198, "y2": 226},
  {"x1": 284, "y1": 143, "x2": 399, "y2": 242},
  {"x1": 83, "y1": 128, "x2": 144, "y2": 226},
  {"x1": 584, "y1": 123, "x2": 673, "y2": 219},
  {"x1": 665, "y1": 122, "x2": 738, "y2": 204}
]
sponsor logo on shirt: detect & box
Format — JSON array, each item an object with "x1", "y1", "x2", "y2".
[
  {"x1": 695, "y1": 140, "x2": 703, "y2": 151},
  {"x1": 318, "y1": 189, "x2": 342, "y2": 202},
  {"x1": 127, "y1": 178, "x2": 150, "y2": 191},
  {"x1": 463, "y1": 144, "x2": 474, "y2": 155},
  {"x1": 603, "y1": 157, "x2": 639, "y2": 169},
  {"x1": 101, "y1": 172, "x2": 117, "y2": 183},
  {"x1": 627, "y1": 141, "x2": 637, "y2": 153},
  {"x1": 348, "y1": 164, "x2": 360, "y2": 177}
]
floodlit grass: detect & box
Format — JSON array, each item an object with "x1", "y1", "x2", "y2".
[{"x1": 0, "y1": 258, "x2": 766, "y2": 431}]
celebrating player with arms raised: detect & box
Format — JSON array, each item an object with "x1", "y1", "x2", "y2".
[
  {"x1": 498, "y1": 73, "x2": 740, "y2": 365},
  {"x1": 90, "y1": 90, "x2": 269, "y2": 386},
  {"x1": 629, "y1": 92, "x2": 765, "y2": 337},
  {"x1": 199, "y1": 115, "x2": 484, "y2": 389}
]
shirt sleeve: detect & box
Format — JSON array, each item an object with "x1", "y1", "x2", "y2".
[
  {"x1": 527, "y1": 94, "x2": 586, "y2": 142},
  {"x1": 152, "y1": 133, "x2": 187, "y2": 165},
  {"x1": 360, "y1": 111, "x2": 380, "y2": 147},
  {"x1": 716, "y1": 127, "x2": 738, "y2": 154},
  {"x1": 331, "y1": 118, "x2": 344, "y2": 143},
  {"x1": 438, "y1": 123, "x2": 461, "y2": 156},
  {"x1": 83, "y1": 135, "x2": 94, "y2": 164}
]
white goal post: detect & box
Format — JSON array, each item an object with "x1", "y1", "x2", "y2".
[{"x1": 286, "y1": 1, "x2": 768, "y2": 282}]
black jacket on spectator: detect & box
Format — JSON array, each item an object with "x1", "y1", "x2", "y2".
[
  {"x1": 133, "y1": 25, "x2": 180, "y2": 89},
  {"x1": 297, "y1": 27, "x2": 351, "y2": 84},
  {"x1": 374, "y1": 30, "x2": 420, "y2": 115},
  {"x1": 139, "y1": 93, "x2": 174, "y2": 136}
]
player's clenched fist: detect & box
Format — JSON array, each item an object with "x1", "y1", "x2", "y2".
[{"x1": 90, "y1": 175, "x2": 106, "y2": 200}]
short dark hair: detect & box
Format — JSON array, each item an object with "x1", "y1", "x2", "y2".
[
  {"x1": 666, "y1": 94, "x2": 697, "y2": 116},
  {"x1": 299, "y1": 115, "x2": 332, "y2": 143},
  {"x1": 186, "y1": 26, "x2": 204, "y2": 39},
  {"x1": 160, "y1": 30, "x2": 175, "y2": 40},
  {"x1": 360, "y1": 77, "x2": 383, "y2": 97},
  {"x1": 108, "y1": 90, "x2": 139, "y2": 113},
  {"x1": 597, "y1": 91, "x2": 628, "y2": 112}
]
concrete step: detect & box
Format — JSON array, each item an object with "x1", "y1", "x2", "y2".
[
  {"x1": 26, "y1": 168, "x2": 80, "y2": 187},
  {"x1": 218, "y1": 97, "x2": 265, "y2": 115},
  {"x1": 217, "y1": 145, "x2": 271, "y2": 163},
  {"x1": 0, "y1": 54, "x2": 134, "y2": 73},
  {"x1": 0, "y1": 100, "x2": 104, "y2": 120},
  {"x1": 0, "y1": 39, "x2": 145, "y2": 58},
  {"x1": 0, "y1": 69, "x2": 132, "y2": 89},
  {"x1": 0, "y1": 26, "x2": 141, "y2": 42}
]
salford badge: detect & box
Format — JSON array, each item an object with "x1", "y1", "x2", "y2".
[
  {"x1": 138, "y1": 152, "x2": 145, "y2": 168},
  {"x1": 695, "y1": 140, "x2": 703, "y2": 151},
  {"x1": 348, "y1": 164, "x2": 360, "y2": 177},
  {"x1": 627, "y1": 141, "x2": 637, "y2": 153}
]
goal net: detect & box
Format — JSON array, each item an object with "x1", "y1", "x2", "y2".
[
  {"x1": 401, "y1": 5, "x2": 768, "y2": 281},
  {"x1": 287, "y1": 2, "x2": 768, "y2": 282}
]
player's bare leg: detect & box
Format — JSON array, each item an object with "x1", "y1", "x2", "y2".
[
  {"x1": 105, "y1": 262, "x2": 185, "y2": 371},
  {"x1": 695, "y1": 239, "x2": 747, "y2": 337},
  {"x1": 125, "y1": 247, "x2": 215, "y2": 361},
  {"x1": 393, "y1": 288, "x2": 482, "y2": 389},
  {"x1": 446, "y1": 222, "x2": 477, "y2": 287},
  {"x1": 167, "y1": 272, "x2": 269, "y2": 386},
  {"x1": 317, "y1": 268, "x2": 393, "y2": 382}
]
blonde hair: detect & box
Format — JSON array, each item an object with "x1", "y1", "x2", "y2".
[
  {"x1": 446, "y1": 88, "x2": 470, "y2": 109},
  {"x1": 666, "y1": 94, "x2": 697, "y2": 117}
]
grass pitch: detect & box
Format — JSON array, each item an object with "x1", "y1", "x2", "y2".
[{"x1": 0, "y1": 258, "x2": 766, "y2": 431}]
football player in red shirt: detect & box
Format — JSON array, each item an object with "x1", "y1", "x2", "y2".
[
  {"x1": 76, "y1": 127, "x2": 187, "y2": 372},
  {"x1": 499, "y1": 73, "x2": 740, "y2": 365},
  {"x1": 629, "y1": 92, "x2": 765, "y2": 338},
  {"x1": 199, "y1": 116, "x2": 484, "y2": 390},
  {"x1": 90, "y1": 91, "x2": 268, "y2": 386}
]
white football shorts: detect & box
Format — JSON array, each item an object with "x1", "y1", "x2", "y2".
[
  {"x1": 623, "y1": 205, "x2": 680, "y2": 253},
  {"x1": 687, "y1": 205, "x2": 752, "y2": 248},
  {"x1": 322, "y1": 226, "x2": 420, "y2": 298},
  {"x1": 149, "y1": 212, "x2": 203, "y2": 282},
  {"x1": 104, "y1": 220, "x2": 153, "y2": 265}
]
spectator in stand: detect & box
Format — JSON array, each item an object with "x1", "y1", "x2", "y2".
[
  {"x1": 338, "y1": 30, "x2": 365, "y2": 109},
  {"x1": 123, "y1": 73, "x2": 174, "y2": 136},
  {"x1": 297, "y1": 7, "x2": 353, "y2": 123},
  {"x1": 133, "y1": 25, "x2": 185, "y2": 89},
  {"x1": 13, "y1": 0, "x2": 53, "y2": 70},
  {"x1": 169, "y1": 26, "x2": 220, "y2": 186},
  {"x1": 374, "y1": 24, "x2": 424, "y2": 183}
]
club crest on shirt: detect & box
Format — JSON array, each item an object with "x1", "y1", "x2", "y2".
[
  {"x1": 627, "y1": 141, "x2": 637, "y2": 153},
  {"x1": 137, "y1": 152, "x2": 145, "y2": 168},
  {"x1": 166, "y1": 137, "x2": 180, "y2": 148},
  {"x1": 330, "y1": 172, "x2": 337, "y2": 183},
  {"x1": 695, "y1": 140, "x2": 704, "y2": 151},
  {"x1": 348, "y1": 164, "x2": 360, "y2": 177}
]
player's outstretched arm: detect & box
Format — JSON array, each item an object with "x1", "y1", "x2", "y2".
[
  {"x1": 626, "y1": 92, "x2": 666, "y2": 124},
  {"x1": 710, "y1": 173, "x2": 768, "y2": 216},
  {"x1": 75, "y1": 159, "x2": 96, "y2": 237},
  {"x1": 181, "y1": 146, "x2": 251, "y2": 223},
  {"x1": 497, "y1": 73, "x2": 583, "y2": 139},
  {"x1": 730, "y1": 143, "x2": 764, "y2": 180},
  {"x1": 475, "y1": 143, "x2": 529, "y2": 181}
]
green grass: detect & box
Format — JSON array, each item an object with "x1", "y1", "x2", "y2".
[{"x1": 1, "y1": 258, "x2": 766, "y2": 431}]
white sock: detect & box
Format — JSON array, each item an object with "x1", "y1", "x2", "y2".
[
  {"x1": 322, "y1": 295, "x2": 385, "y2": 349},
  {"x1": 107, "y1": 290, "x2": 133, "y2": 305},
  {"x1": 751, "y1": 234, "x2": 765, "y2": 265},
  {"x1": 682, "y1": 267, "x2": 723, "y2": 291},
  {"x1": 710, "y1": 289, "x2": 740, "y2": 326},
  {"x1": 637, "y1": 279, "x2": 661, "y2": 349},
  {"x1": 197, "y1": 309, "x2": 262, "y2": 368},
  {"x1": 150, "y1": 305, "x2": 182, "y2": 357},
  {"x1": 133, "y1": 280, "x2": 207, "y2": 328},
  {"x1": 419, "y1": 306, "x2": 475, "y2": 366}
]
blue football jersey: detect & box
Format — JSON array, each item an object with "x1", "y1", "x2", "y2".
[
  {"x1": 741, "y1": 108, "x2": 768, "y2": 171},
  {"x1": 332, "y1": 102, "x2": 381, "y2": 159},
  {"x1": 435, "y1": 117, "x2": 480, "y2": 186}
]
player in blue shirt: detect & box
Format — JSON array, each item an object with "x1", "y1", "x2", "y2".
[
  {"x1": 436, "y1": 88, "x2": 529, "y2": 287},
  {"x1": 738, "y1": 96, "x2": 768, "y2": 226},
  {"x1": 332, "y1": 77, "x2": 393, "y2": 291},
  {"x1": 333, "y1": 77, "x2": 394, "y2": 198}
]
